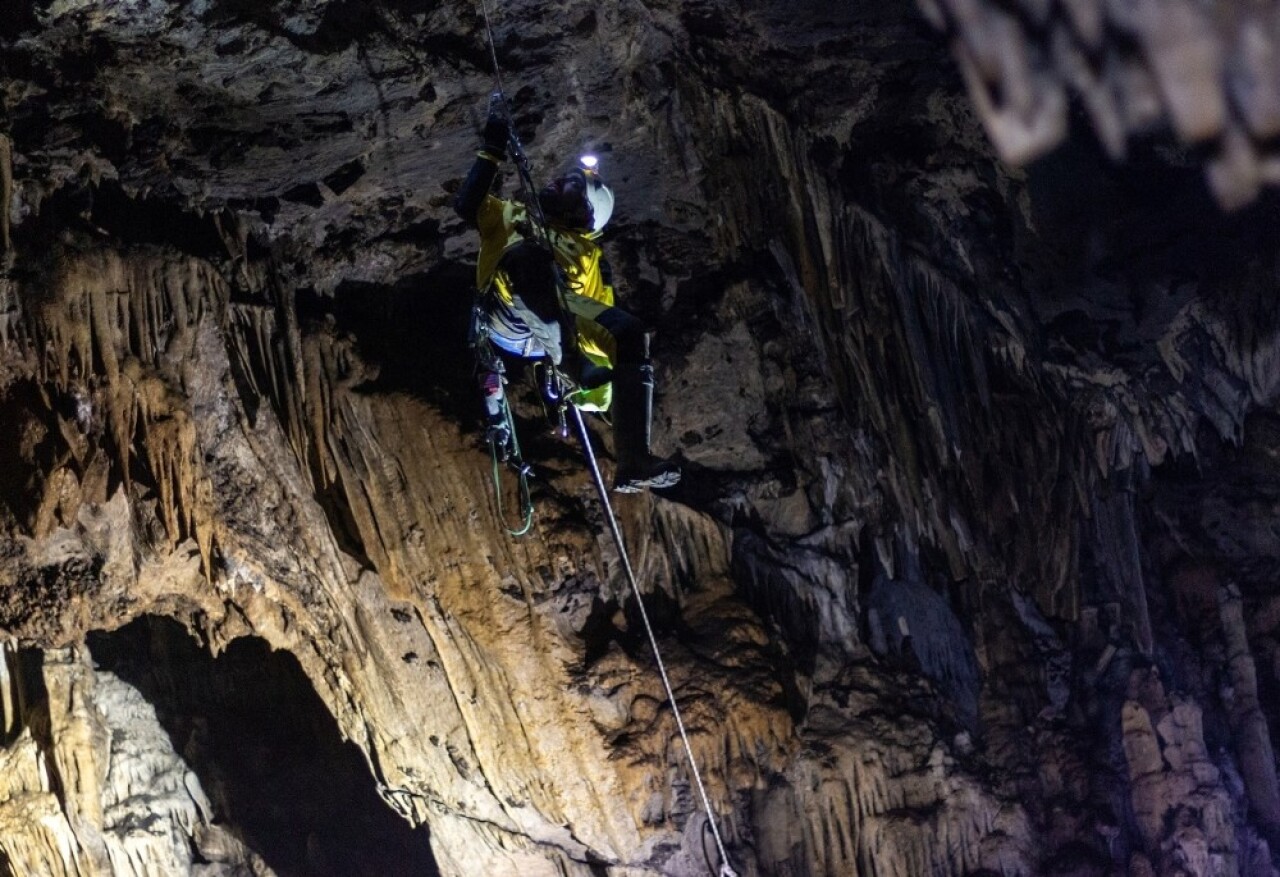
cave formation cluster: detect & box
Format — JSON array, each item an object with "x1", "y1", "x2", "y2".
[{"x1": 4, "y1": 1, "x2": 1280, "y2": 876}]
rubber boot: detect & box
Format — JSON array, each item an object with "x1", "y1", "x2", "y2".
[{"x1": 612, "y1": 361, "x2": 681, "y2": 493}]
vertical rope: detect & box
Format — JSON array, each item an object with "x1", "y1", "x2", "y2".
[
  {"x1": 489, "y1": 394, "x2": 534, "y2": 537},
  {"x1": 477, "y1": 0, "x2": 509, "y2": 112},
  {"x1": 474, "y1": 6, "x2": 734, "y2": 871},
  {"x1": 571, "y1": 407, "x2": 739, "y2": 877},
  {"x1": 478, "y1": 0, "x2": 546, "y2": 228},
  {"x1": 477, "y1": 0, "x2": 580, "y2": 367}
]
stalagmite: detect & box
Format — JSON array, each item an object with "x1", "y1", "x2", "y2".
[
  {"x1": 0, "y1": 647, "x2": 265, "y2": 875},
  {"x1": 1219, "y1": 583, "x2": 1280, "y2": 851}
]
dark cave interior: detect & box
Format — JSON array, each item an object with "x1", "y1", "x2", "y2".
[{"x1": 86, "y1": 617, "x2": 439, "y2": 877}]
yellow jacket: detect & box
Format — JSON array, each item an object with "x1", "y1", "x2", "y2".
[{"x1": 475, "y1": 194, "x2": 616, "y2": 410}]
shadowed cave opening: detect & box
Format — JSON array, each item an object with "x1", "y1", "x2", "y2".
[{"x1": 87, "y1": 616, "x2": 439, "y2": 877}]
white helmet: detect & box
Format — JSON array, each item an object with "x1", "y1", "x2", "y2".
[
  {"x1": 585, "y1": 177, "x2": 614, "y2": 232},
  {"x1": 579, "y1": 155, "x2": 614, "y2": 233}
]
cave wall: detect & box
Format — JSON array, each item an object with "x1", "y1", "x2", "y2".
[
  {"x1": 2, "y1": 1, "x2": 1280, "y2": 876},
  {"x1": 0, "y1": 640, "x2": 268, "y2": 875}
]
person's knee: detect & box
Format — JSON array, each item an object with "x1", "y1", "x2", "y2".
[{"x1": 596, "y1": 307, "x2": 648, "y2": 362}]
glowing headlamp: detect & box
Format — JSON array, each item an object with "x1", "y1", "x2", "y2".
[{"x1": 578, "y1": 154, "x2": 599, "y2": 173}]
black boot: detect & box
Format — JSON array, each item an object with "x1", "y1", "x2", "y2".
[{"x1": 612, "y1": 361, "x2": 681, "y2": 493}]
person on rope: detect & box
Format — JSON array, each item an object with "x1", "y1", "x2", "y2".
[{"x1": 453, "y1": 105, "x2": 681, "y2": 493}]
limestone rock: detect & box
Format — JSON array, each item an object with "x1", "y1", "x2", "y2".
[
  {"x1": 0, "y1": 643, "x2": 268, "y2": 876},
  {"x1": 1, "y1": 1, "x2": 1280, "y2": 876}
]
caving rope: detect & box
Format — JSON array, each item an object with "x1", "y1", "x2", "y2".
[
  {"x1": 571, "y1": 406, "x2": 740, "y2": 877},
  {"x1": 474, "y1": 3, "x2": 740, "y2": 876},
  {"x1": 472, "y1": 323, "x2": 534, "y2": 537}
]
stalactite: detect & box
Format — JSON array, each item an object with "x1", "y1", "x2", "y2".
[
  {"x1": 698, "y1": 88, "x2": 1083, "y2": 623},
  {"x1": 5, "y1": 249, "x2": 229, "y2": 575},
  {"x1": 1088, "y1": 486, "x2": 1154, "y2": 655},
  {"x1": 1119, "y1": 667, "x2": 1258, "y2": 874},
  {"x1": 770, "y1": 724, "x2": 1023, "y2": 877},
  {"x1": 0, "y1": 642, "x2": 18, "y2": 742},
  {"x1": 227, "y1": 298, "x2": 314, "y2": 476},
  {"x1": 0, "y1": 134, "x2": 11, "y2": 259}
]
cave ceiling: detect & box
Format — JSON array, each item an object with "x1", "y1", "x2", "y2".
[{"x1": 3, "y1": 1, "x2": 1280, "y2": 876}]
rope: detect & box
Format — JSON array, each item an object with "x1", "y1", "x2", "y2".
[
  {"x1": 474, "y1": 9, "x2": 736, "y2": 872},
  {"x1": 489, "y1": 394, "x2": 534, "y2": 537},
  {"x1": 477, "y1": 0, "x2": 510, "y2": 116},
  {"x1": 478, "y1": 0, "x2": 545, "y2": 226},
  {"x1": 477, "y1": 0, "x2": 582, "y2": 368},
  {"x1": 570, "y1": 406, "x2": 739, "y2": 877}
]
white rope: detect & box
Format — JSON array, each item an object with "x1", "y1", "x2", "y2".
[
  {"x1": 571, "y1": 407, "x2": 738, "y2": 877},
  {"x1": 473, "y1": 3, "x2": 736, "y2": 871},
  {"x1": 477, "y1": 0, "x2": 510, "y2": 109}
]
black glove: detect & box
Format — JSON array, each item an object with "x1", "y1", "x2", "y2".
[{"x1": 482, "y1": 110, "x2": 510, "y2": 161}]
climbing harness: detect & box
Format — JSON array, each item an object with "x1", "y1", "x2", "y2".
[{"x1": 473, "y1": 6, "x2": 738, "y2": 874}]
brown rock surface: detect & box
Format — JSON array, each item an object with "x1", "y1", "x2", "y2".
[{"x1": 2, "y1": 1, "x2": 1280, "y2": 876}]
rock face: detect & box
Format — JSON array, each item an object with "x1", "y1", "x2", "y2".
[
  {"x1": 3, "y1": 1, "x2": 1280, "y2": 876},
  {"x1": 918, "y1": 0, "x2": 1280, "y2": 206},
  {"x1": 0, "y1": 643, "x2": 269, "y2": 875}
]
